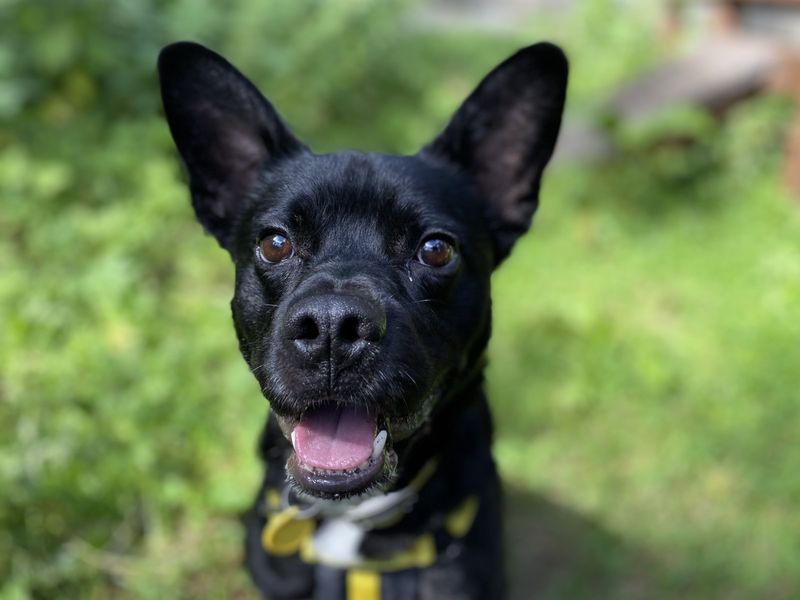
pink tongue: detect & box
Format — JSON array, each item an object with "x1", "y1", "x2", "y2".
[{"x1": 292, "y1": 405, "x2": 376, "y2": 470}]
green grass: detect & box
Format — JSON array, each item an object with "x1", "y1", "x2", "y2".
[{"x1": 490, "y1": 123, "x2": 800, "y2": 598}]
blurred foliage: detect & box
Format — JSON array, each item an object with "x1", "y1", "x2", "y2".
[
  {"x1": 490, "y1": 91, "x2": 800, "y2": 598},
  {"x1": 2, "y1": 0, "x2": 800, "y2": 598}
]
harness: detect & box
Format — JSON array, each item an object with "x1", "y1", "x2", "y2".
[{"x1": 260, "y1": 459, "x2": 480, "y2": 599}]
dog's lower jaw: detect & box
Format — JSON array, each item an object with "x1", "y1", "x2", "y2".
[{"x1": 286, "y1": 447, "x2": 399, "y2": 501}]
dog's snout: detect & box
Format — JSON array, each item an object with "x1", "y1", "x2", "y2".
[{"x1": 283, "y1": 294, "x2": 386, "y2": 362}]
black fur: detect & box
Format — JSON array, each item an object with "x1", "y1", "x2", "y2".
[{"x1": 159, "y1": 40, "x2": 567, "y2": 599}]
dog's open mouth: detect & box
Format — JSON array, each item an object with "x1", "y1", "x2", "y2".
[{"x1": 278, "y1": 404, "x2": 399, "y2": 498}]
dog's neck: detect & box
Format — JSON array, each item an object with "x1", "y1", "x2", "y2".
[{"x1": 391, "y1": 372, "x2": 492, "y2": 490}]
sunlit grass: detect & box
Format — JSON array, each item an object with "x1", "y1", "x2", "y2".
[{"x1": 490, "y1": 133, "x2": 800, "y2": 597}]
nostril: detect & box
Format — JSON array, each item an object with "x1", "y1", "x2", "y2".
[
  {"x1": 339, "y1": 315, "x2": 361, "y2": 343},
  {"x1": 291, "y1": 315, "x2": 319, "y2": 341}
]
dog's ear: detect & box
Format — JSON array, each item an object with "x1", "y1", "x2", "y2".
[
  {"x1": 158, "y1": 42, "x2": 307, "y2": 247},
  {"x1": 423, "y1": 43, "x2": 568, "y2": 263}
]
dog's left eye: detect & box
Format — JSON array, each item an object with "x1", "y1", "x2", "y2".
[
  {"x1": 417, "y1": 237, "x2": 456, "y2": 268},
  {"x1": 258, "y1": 232, "x2": 294, "y2": 263}
]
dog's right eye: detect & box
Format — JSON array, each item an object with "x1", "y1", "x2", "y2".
[{"x1": 258, "y1": 233, "x2": 294, "y2": 264}]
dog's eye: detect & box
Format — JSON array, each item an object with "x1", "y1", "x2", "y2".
[
  {"x1": 258, "y1": 233, "x2": 293, "y2": 263},
  {"x1": 417, "y1": 238, "x2": 456, "y2": 268}
]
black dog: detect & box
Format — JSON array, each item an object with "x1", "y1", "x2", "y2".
[{"x1": 158, "y1": 40, "x2": 567, "y2": 599}]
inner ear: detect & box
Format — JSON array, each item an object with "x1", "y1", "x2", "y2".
[
  {"x1": 422, "y1": 42, "x2": 568, "y2": 263},
  {"x1": 158, "y1": 42, "x2": 307, "y2": 248}
]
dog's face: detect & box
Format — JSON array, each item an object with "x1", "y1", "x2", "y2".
[{"x1": 159, "y1": 42, "x2": 567, "y2": 499}]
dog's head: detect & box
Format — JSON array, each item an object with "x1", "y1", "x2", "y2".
[{"x1": 158, "y1": 42, "x2": 567, "y2": 499}]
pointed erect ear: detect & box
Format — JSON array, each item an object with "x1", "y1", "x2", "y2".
[
  {"x1": 158, "y1": 42, "x2": 307, "y2": 247},
  {"x1": 423, "y1": 43, "x2": 568, "y2": 263}
]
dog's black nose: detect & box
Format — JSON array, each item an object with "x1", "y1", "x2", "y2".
[{"x1": 283, "y1": 294, "x2": 386, "y2": 363}]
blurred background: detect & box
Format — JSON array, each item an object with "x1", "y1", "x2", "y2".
[{"x1": 2, "y1": 0, "x2": 800, "y2": 597}]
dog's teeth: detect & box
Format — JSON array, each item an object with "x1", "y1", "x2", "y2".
[
  {"x1": 291, "y1": 429, "x2": 297, "y2": 448},
  {"x1": 372, "y1": 430, "x2": 387, "y2": 460}
]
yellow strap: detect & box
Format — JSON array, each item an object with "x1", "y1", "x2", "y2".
[
  {"x1": 410, "y1": 458, "x2": 439, "y2": 491},
  {"x1": 265, "y1": 488, "x2": 282, "y2": 510},
  {"x1": 260, "y1": 461, "x2": 478, "y2": 573},
  {"x1": 346, "y1": 569, "x2": 381, "y2": 600},
  {"x1": 444, "y1": 495, "x2": 479, "y2": 538},
  {"x1": 262, "y1": 506, "x2": 316, "y2": 556}
]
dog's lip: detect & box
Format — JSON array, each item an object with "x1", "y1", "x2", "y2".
[{"x1": 286, "y1": 448, "x2": 397, "y2": 498}]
